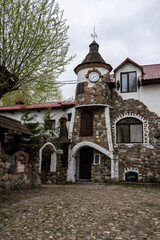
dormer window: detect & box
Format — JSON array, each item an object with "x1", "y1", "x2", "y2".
[{"x1": 121, "y1": 72, "x2": 137, "y2": 93}]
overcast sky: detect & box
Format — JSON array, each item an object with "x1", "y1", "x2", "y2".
[{"x1": 56, "y1": 0, "x2": 160, "y2": 100}]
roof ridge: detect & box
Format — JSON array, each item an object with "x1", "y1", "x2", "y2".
[
  {"x1": 0, "y1": 114, "x2": 22, "y2": 124},
  {"x1": 1, "y1": 100, "x2": 75, "y2": 108},
  {"x1": 141, "y1": 63, "x2": 160, "y2": 67}
]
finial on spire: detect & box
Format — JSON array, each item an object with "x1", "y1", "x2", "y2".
[{"x1": 91, "y1": 26, "x2": 97, "y2": 41}]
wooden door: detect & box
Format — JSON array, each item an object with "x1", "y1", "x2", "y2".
[{"x1": 79, "y1": 147, "x2": 93, "y2": 180}]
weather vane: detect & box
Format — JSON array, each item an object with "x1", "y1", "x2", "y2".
[{"x1": 91, "y1": 26, "x2": 97, "y2": 41}]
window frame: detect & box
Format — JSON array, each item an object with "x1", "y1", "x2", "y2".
[
  {"x1": 94, "y1": 153, "x2": 101, "y2": 165},
  {"x1": 80, "y1": 110, "x2": 93, "y2": 137},
  {"x1": 76, "y1": 82, "x2": 84, "y2": 95},
  {"x1": 116, "y1": 118, "x2": 143, "y2": 144},
  {"x1": 67, "y1": 113, "x2": 72, "y2": 122},
  {"x1": 120, "y1": 71, "x2": 137, "y2": 93},
  {"x1": 45, "y1": 119, "x2": 55, "y2": 130}
]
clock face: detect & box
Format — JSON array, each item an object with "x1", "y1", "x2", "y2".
[{"x1": 88, "y1": 71, "x2": 99, "y2": 82}]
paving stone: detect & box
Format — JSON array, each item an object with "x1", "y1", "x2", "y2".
[{"x1": 0, "y1": 184, "x2": 160, "y2": 239}]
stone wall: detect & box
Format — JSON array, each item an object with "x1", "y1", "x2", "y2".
[
  {"x1": 111, "y1": 91, "x2": 160, "y2": 182},
  {"x1": 91, "y1": 153, "x2": 111, "y2": 182},
  {"x1": 38, "y1": 137, "x2": 68, "y2": 184},
  {"x1": 39, "y1": 155, "x2": 67, "y2": 184},
  {"x1": 72, "y1": 107, "x2": 109, "y2": 150},
  {"x1": 70, "y1": 75, "x2": 113, "y2": 183},
  {"x1": 0, "y1": 149, "x2": 41, "y2": 190},
  {"x1": 75, "y1": 74, "x2": 111, "y2": 106}
]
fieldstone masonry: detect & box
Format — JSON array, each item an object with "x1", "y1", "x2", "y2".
[
  {"x1": 111, "y1": 91, "x2": 160, "y2": 182},
  {"x1": 72, "y1": 107, "x2": 109, "y2": 149},
  {"x1": 76, "y1": 74, "x2": 111, "y2": 106},
  {"x1": 70, "y1": 46, "x2": 160, "y2": 183},
  {"x1": 0, "y1": 151, "x2": 41, "y2": 190},
  {"x1": 91, "y1": 154, "x2": 111, "y2": 182}
]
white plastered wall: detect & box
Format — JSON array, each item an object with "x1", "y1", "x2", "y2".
[
  {"x1": 115, "y1": 62, "x2": 160, "y2": 117},
  {"x1": 0, "y1": 107, "x2": 74, "y2": 134},
  {"x1": 77, "y1": 67, "x2": 109, "y2": 87}
]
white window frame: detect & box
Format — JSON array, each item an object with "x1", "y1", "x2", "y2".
[
  {"x1": 113, "y1": 113, "x2": 154, "y2": 149},
  {"x1": 94, "y1": 153, "x2": 101, "y2": 165}
]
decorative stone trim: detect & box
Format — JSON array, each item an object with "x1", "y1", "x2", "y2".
[
  {"x1": 71, "y1": 141, "x2": 112, "y2": 159},
  {"x1": 68, "y1": 108, "x2": 75, "y2": 140},
  {"x1": 93, "y1": 153, "x2": 101, "y2": 165},
  {"x1": 14, "y1": 151, "x2": 29, "y2": 174},
  {"x1": 67, "y1": 141, "x2": 114, "y2": 182},
  {"x1": 39, "y1": 142, "x2": 57, "y2": 172},
  {"x1": 105, "y1": 107, "x2": 113, "y2": 152},
  {"x1": 85, "y1": 68, "x2": 103, "y2": 79},
  {"x1": 112, "y1": 113, "x2": 154, "y2": 149},
  {"x1": 74, "y1": 62, "x2": 111, "y2": 74},
  {"x1": 123, "y1": 167, "x2": 142, "y2": 181},
  {"x1": 76, "y1": 104, "x2": 112, "y2": 108}
]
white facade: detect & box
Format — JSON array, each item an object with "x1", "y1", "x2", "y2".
[
  {"x1": 115, "y1": 62, "x2": 160, "y2": 116},
  {"x1": 0, "y1": 107, "x2": 74, "y2": 136},
  {"x1": 78, "y1": 67, "x2": 109, "y2": 88}
]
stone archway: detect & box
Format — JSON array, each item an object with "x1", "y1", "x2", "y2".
[
  {"x1": 67, "y1": 141, "x2": 113, "y2": 182},
  {"x1": 39, "y1": 142, "x2": 57, "y2": 183},
  {"x1": 123, "y1": 168, "x2": 140, "y2": 182}
]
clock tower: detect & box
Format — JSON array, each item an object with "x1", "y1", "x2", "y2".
[
  {"x1": 67, "y1": 40, "x2": 115, "y2": 183},
  {"x1": 74, "y1": 40, "x2": 112, "y2": 106}
]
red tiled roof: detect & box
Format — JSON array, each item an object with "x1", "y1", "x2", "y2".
[
  {"x1": 141, "y1": 64, "x2": 160, "y2": 80},
  {"x1": 111, "y1": 58, "x2": 160, "y2": 83},
  {"x1": 0, "y1": 115, "x2": 33, "y2": 135},
  {"x1": 0, "y1": 101, "x2": 75, "y2": 111}
]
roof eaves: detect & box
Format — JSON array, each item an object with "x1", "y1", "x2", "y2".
[
  {"x1": 114, "y1": 58, "x2": 144, "y2": 73},
  {"x1": 0, "y1": 101, "x2": 75, "y2": 112}
]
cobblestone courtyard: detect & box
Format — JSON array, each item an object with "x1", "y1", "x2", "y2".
[{"x1": 0, "y1": 184, "x2": 160, "y2": 240}]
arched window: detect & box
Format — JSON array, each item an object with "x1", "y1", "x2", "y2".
[{"x1": 117, "y1": 118, "x2": 143, "y2": 143}]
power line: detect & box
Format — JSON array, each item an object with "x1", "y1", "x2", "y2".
[{"x1": 55, "y1": 80, "x2": 77, "y2": 85}]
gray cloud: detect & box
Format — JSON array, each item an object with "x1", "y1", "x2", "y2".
[{"x1": 56, "y1": 0, "x2": 160, "y2": 99}]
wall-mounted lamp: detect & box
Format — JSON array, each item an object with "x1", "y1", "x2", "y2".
[
  {"x1": 116, "y1": 80, "x2": 120, "y2": 90},
  {"x1": 138, "y1": 79, "x2": 141, "y2": 88}
]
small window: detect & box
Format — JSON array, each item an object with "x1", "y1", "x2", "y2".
[
  {"x1": 45, "y1": 119, "x2": 55, "y2": 130},
  {"x1": 94, "y1": 154, "x2": 101, "y2": 165},
  {"x1": 125, "y1": 171, "x2": 138, "y2": 182},
  {"x1": 117, "y1": 118, "x2": 143, "y2": 143},
  {"x1": 67, "y1": 113, "x2": 72, "y2": 122},
  {"x1": 121, "y1": 72, "x2": 137, "y2": 93},
  {"x1": 77, "y1": 82, "x2": 84, "y2": 95},
  {"x1": 80, "y1": 110, "x2": 93, "y2": 136}
]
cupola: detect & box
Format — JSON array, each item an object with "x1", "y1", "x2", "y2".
[{"x1": 74, "y1": 41, "x2": 112, "y2": 74}]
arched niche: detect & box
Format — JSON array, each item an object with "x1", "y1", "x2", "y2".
[{"x1": 39, "y1": 142, "x2": 57, "y2": 172}]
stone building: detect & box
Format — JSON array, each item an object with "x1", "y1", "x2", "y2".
[
  {"x1": 0, "y1": 41, "x2": 160, "y2": 184},
  {"x1": 67, "y1": 41, "x2": 160, "y2": 183},
  {"x1": 0, "y1": 114, "x2": 41, "y2": 189}
]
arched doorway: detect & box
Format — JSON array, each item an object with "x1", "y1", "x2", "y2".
[
  {"x1": 67, "y1": 141, "x2": 113, "y2": 182},
  {"x1": 39, "y1": 142, "x2": 57, "y2": 184},
  {"x1": 77, "y1": 147, "x2": 93, "y2": 181},
  {"x1": 41, "y1": 145, "x2": 52, "y2": 183}
]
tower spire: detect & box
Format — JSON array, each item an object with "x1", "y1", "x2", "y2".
[{"x1": 91, "y1": 26, "x2": 97, "y2": 41}]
